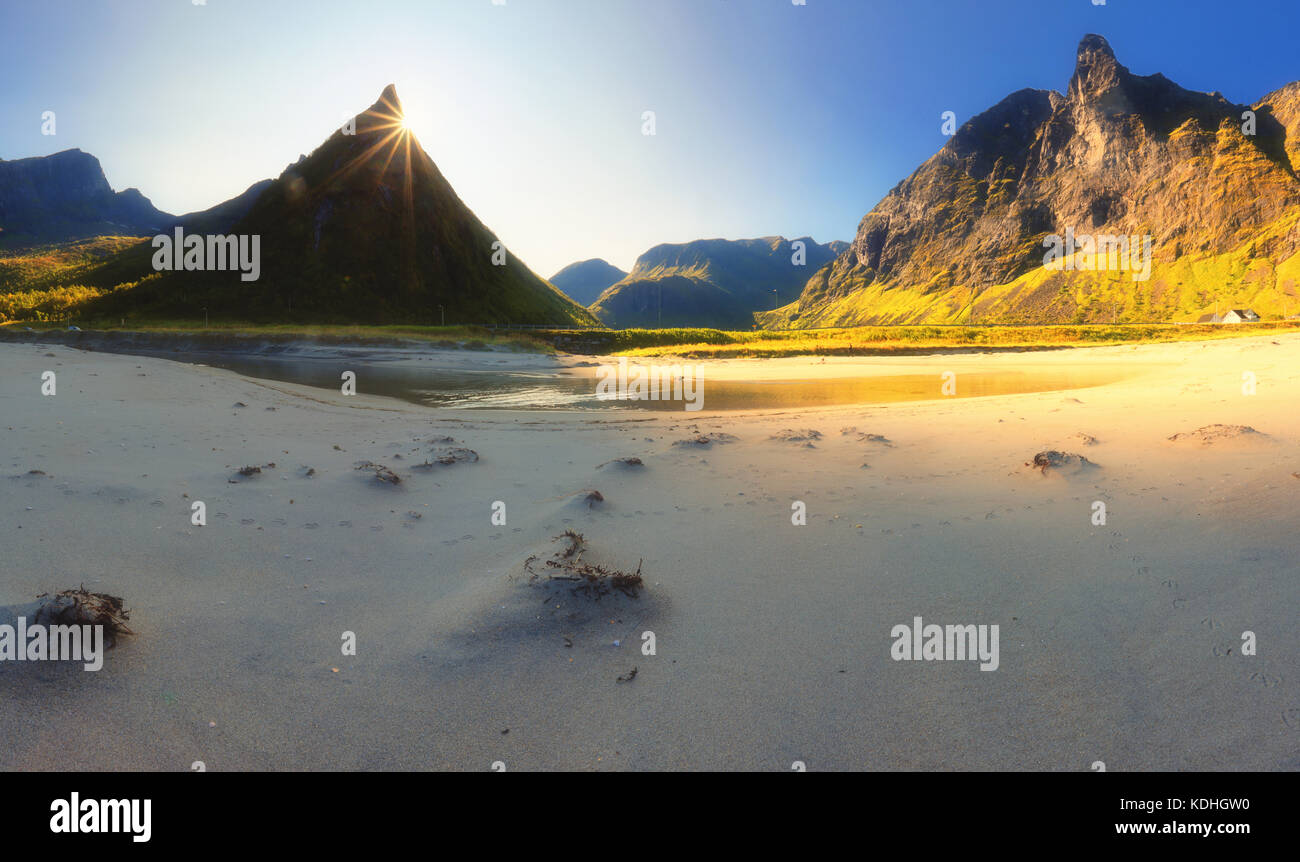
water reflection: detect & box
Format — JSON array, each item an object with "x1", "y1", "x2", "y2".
[{"x1": 191, "y1": 354, "x2": 1150, "y2": 411}]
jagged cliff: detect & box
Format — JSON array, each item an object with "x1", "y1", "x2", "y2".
[{"x1": 766, "y1": 35, "x2": 1300, "y2": 327}]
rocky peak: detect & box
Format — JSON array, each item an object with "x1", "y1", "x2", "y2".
[
  {"x1": 357, "y1": 84, "x2": 405, "y2": 136},
  {"x1": 1069, "y1": 34, "x2": 1125, "y2": 103}
]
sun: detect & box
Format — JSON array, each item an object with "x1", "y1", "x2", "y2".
[{"x1": 399, "y1": 114, "x2": 413, "y2": 132}]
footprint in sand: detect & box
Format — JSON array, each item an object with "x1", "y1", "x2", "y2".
[
  {"x1": 272, "y1": 518, "x2": 287, "y2": 526},
  {"x1": 150, "y1": 500, "x2": 164, "y2": 507},
  {"x1": 1161, "y1": 578, "x2": 1178, "y2": 589},
  {"x1": 337, "y1": 520, "x2": 352, "y2": 527},
  {"x1": 304, "y1": 523, "x2": 319, "y2": 530},
  {"x1": 215, "y1": 512, "x2": 229, "y2": 520},
  {"x1": 1283, "y1": 709, "x2": 1300, "y2": 730},
  {"x1": 1249, "y1": 672, "x2": 1282, "y2": 689},
  {"x1": 241, "y1": 519, "x2": 255, "y2": 526},
  {"x1": 370, "y1": 525, "x2": 383, "y2": 532},
  {"x1": 1200, "y1": 617, "x2": 1222, "y2": 630}
]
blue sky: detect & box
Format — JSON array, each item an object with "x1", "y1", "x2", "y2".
[{"x1": 3, "y1": 0, "x2": 1299, "y2": 276}]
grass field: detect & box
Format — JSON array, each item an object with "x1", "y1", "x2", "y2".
[
  {"x1": 6, "y1": 318, "x2": 1298, "y2": 358},
  {"x1": 544, "y1": 322, "x2": 1300, "y2": 357}
]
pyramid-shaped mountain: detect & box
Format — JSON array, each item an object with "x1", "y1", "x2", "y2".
[
  {"x1": 88, "y1": 85, "x2": 594, "y2": 325},
  {"x1": 766, "y1": 35, "x2": 1300, "y2": 327}
]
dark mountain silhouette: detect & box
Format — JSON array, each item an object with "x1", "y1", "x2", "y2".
[
  {"x1": 549, "y1": 258, "x2": 627, "y2": 306},
  {"x1": 0, "y1": 149, "x2": 172, "y2": 246},
  {"x1": 175, "y1": 179, "x2": 274, "y2": 234},
  {"x1": 767, "y1": 35, "x2": 1300, "y2": 327},
  {"x1": 591, "y1": 236, "x2": 846, "y2": 328},
  {"x1": 74, "y1": 85, "x2": 596, "y2": 325}
]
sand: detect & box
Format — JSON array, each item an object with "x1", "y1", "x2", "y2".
[{"x1": 1, "y1": 333, "x2": 1296, "y2": 771}]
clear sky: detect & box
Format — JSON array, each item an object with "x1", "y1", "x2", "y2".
[{"x1": 3, "y1": 0, "x2": 1299, "y2": 277}]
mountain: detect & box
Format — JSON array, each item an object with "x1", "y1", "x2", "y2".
[
  {"x1": 549, "y1": 258, "x2": 627, "y2": 306},
  {"x1": 765, "y1": 35, "x2": 1300, "y2": 328},
  {"x1": 590, "y1": 236, "x2": 846, "y2": 328},
  {"x1": 175, "y1": 179, "x2": 274, "y2": 235},
  {"x1": 78, "y1": 85, "x2": 596, "y2": 326},
  {"x1": 0, "y1": 149, "x2": 172, "y2": 246}
]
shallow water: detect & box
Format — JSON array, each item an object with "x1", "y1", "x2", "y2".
[{"x1": 191, "y1": 353, "x2": 1154, "y2": 411}]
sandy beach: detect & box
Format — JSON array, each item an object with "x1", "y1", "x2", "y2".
[{"x1": 1, "y1": 333, "x2": 1296, "y2": 771}]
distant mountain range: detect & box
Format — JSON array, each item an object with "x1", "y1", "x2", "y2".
[
  {"x1": 587, "y1": 236, "x2": 846, "y2": 328},
  {"x1": 764, "y1": 35, "x2": 1300, "y2": 327},
  {"x1": 549, "y1": 258, "x2": 627, "y2": 306},
  {"x1": 0, "y1": 149, "x2": 172, "y2": 245},
  {"x1": 6, "y1": 36, "x2": 1300, "y2": 330}
]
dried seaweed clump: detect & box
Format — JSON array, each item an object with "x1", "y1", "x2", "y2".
[
  {"x1": 840, "y1": 427, "x2": 893, "y2": 445},
  {"x1": 34, "y1": 587, "x2": 134, "y2": 647},
  {"x1": 524, "y1": 531, "x2": 644, "y2": 599},
  {"x1": 1028, "y1": 450, "x2": 1097, "y2": 474},
  {"x1": 354, "y1": 461, "x2": 401, "y2": 484},
  {"x1": 672, "y1": 432, "x2": 737, "y2": 448},
  {"x1": 596, "y1": 457, "x2": 643, "y2": 469},
  {"x1": 770, "y1": 429, "x2": 822, "y2": 443},
  {"x1": 415, "y1": 446, "x2": 479, "y2": 469},
  {"x1": 232, "y1": 462, "x2": 276, "y2": 479}
]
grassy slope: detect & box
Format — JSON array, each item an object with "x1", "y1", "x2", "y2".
[
  {"x1": 0, "y1": 236, "x2": 156, "y2": 322},
  {"x1": 763, "y1": 118, "x2": 1300, "y2": 328},
  {"x1": 538, "y1": 321, "x2": 1300, "y2": 357}
]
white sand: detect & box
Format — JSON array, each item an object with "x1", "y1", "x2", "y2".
[{"x1": 1, "y1": 333, "x2": 1296, "y2": 770}]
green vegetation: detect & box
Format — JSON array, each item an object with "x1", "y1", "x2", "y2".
[
  {"x1": 6, "y1": 316, "x2": 1294, "y2": 359},
  {"x1": 0, "y1": 318, "x2": 556, "y2": 351},
  {"x1": 0, "y1": 236, "x2": 146, "y2": 292},
  {"x1": 554, "y1": 322, "x2": 1300, "y2": 358}
]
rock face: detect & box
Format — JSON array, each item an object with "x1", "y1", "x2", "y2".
[
  {"x1": 0, "y1": 149, "x2": 172, "y2": 245},
  {"x1": 86, "y1": 85, "x2": 596, "y2": 326},
  {"x1": 769, "y1": 35, "x2": 1300, "y2": 327},
  {"x1": 591, "y1": 236, "x2": 847, "y2": 328},
  {"x1": 549, "y1": 258, "x2": 628, "y2": 306}
]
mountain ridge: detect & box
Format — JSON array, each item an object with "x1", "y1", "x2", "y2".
[
  {"x1": 0, "y1": 148, "x2": 173, "y2": 246},
  {"x1": 765, "y1": 35, "x2": 1300, "y2": 328},
  {"x1": 592, "y1": 235, "x2": 846, "y2": 328}
]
